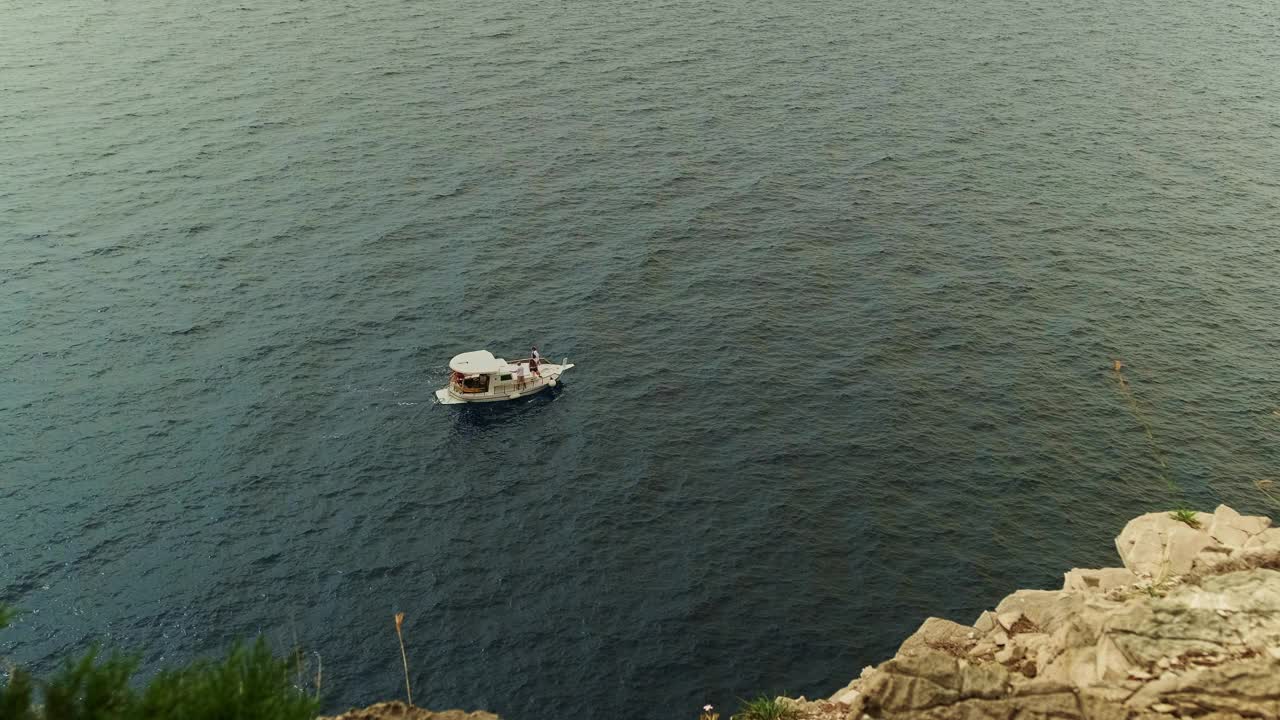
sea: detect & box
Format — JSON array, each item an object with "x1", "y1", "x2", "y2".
[{"x1": 3, "y1": 0, "x2": 1279, "y2": 717}]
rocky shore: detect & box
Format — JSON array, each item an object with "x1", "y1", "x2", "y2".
[
  {"x1": 319, "y1": 703, "x2": 498, "y2": 720},
  {"x1": 785, "y1": 505, "x2": 1280, "y2": 720},
  {"x1": 321, "y1": 506, "x2": 1278, "y2": 720}
]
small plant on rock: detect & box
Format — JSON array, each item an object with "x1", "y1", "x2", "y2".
[
  {"x1": 1170, "y1": 508, "x2": 1201, "y2": 528},
  {"x1": 733, "y1": 695, "x2": 798, "y2": 720}
]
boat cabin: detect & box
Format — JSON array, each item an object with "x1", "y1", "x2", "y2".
[
  {"x1": 447, "y1": 350, "x2": 540, "y2": 398},
  {"x1": 436, "y1": 349, "x2": 572, "y2": 405}
]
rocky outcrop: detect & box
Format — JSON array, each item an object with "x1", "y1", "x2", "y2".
[
  {"x1": 318, "y1": 702, "x2": 499, "y2": 720},
  {"x1": 782, "y1": 505, "x2": 1280, "y2": 720}
]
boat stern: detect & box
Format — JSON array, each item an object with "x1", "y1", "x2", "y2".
[{"x1": 435, "y1": 387, "x2": 465, "y2": 405}]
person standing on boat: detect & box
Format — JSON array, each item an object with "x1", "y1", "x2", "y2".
[{"x1": 530, "y1": 346, "x2": 541, "y2": 375}]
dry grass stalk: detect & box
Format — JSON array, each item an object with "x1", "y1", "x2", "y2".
[{"x1": 394, "y1": 612, "x2": 413, "y2": 706}]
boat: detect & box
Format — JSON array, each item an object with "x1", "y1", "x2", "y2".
[{"x1": 434, "y1": 350, "x2": 575, "y2": 405}]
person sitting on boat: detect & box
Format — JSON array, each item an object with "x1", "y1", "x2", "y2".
[{"x1": 529, "y1": 346, "x2": 541, "y2": 375}]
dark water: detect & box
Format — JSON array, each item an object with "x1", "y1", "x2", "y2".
[{"x1": 4, "y1": 0, "x2": 1280, "y2": 716}]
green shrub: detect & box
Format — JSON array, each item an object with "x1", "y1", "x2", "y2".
[
  {"x1": 0, "y1": 605, "x2": 318, "y2": 720},
  {"x1": 137, "y1": 639, "x2": 317, "y2": 720},
  {"x1": 41, "y1": 648, "x2": 137, "y2": 720},
  {"x1": 1170, "y1": 508, "x2": 1201, "y2": 528},
  {"x1": 1, "y1": 667, "x2": 37, "y2": 720},
  {"x1": 732, "y1": 695, "x2": 798, "y2": 720}
]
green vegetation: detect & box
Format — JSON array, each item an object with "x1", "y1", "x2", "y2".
[
  {"x1": 732, "y1": 695, "x2": 798, "y2": 720},
  {"x1": 1170, "y1": 508, "x2": 1202, "y2": 528},
  {"x1": 0, "y1": 605, "x2": 318, "y2": 720}
]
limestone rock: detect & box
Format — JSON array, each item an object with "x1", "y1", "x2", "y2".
[
  {"x1": 1210, "y1": 503, "x2": 1271, "y2": 538},
  {"x1": 318, "y1": 703, "x2": 500, "y2": 720},
  {"x1": 1010, "y1": 632, "x2": 1054, "y2": 673},
  {"x1": 1168, "y1": 525, "x2": 1218, "y2": 575},
  {"x1": 1062, "y1": 567, "x2": 1138, "y2": 594},
  {"x1": 973, "y1": 610, "x2": 997, "y2": 633},
  {"x1": 993, "y1": 643, "x2": 1022, "y2": 664},
  {"x1": 897, "y1": 617, "x2": 977, "y2": 658},
  {"x1": 1126, "y1": 656, "x2": 1280, "y2": 713},
  {"x1": 1115, "y1": 511, "x2": 1212, "y2": 578},
  {"x1": 995, "y1": 610, "x2": 1022, "y2": 631},
  {"x1": 799, "y1": 506, "x2": 1280, "y2": 720},
  {"x1": 1243, "y1": 527, "x2": 1280, "y2": 551},
  {"x1": 833, "y1": 686, "x2": 860, "y2": 705},
  {"x1": 967, "y1": 640, "x2": 998, "y2": 658},
  {"x1": 993, "y1": 589, "x2": 1100, "y2": 637},
  {"x1": 1210, "y1": 523, "x2": 1250, "y2": 550},
  {"x1": 828, "y1": 676, "x2": 860, "y2": 702}
]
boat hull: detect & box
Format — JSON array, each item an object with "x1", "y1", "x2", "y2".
[{"x1": 435, "y1": 383, "x2": 551, "y2": 404}]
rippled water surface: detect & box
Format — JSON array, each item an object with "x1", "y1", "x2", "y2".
[{"x1": 4, "y1": 0, "x2": 1280, "y2": 716}]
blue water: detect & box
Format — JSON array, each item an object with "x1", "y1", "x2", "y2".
[{"x1": 4, "y1": 0, "x2": 1280, "y2": 717}]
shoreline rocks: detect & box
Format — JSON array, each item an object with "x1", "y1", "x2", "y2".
[
  {"x1": 318, "y1": 702, "x2": 499, "y2": 720},
  {"x1": 784, "y1": 505, "x2": 1280, "y2": 720}
]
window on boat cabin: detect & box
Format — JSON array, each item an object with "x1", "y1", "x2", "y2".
[
  {"x1": 461, "y1": 375, "x2": 490, "y2": 392},
  {"x1": 500, "y1": 374, "x2": 512, "y2": 381}
]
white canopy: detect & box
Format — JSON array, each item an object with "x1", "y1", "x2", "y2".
[{"x1": 449, "y1": 350, "x2": 504, "y2": 375}]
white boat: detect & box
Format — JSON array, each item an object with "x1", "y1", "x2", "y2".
[{"x1": 434, "y1": 350, "x2": 575, "y2": 405}]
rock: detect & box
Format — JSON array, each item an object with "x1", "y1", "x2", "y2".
[
  {"x1": 1211, "y1": 504, "x2": 1271, "y2": 537},
  {"x1": 1077, "y1": 697, "x2": 1132, "y2": 720},
  {"x1": 994, "y1": 590, "x2": 1085, "y2": 634},
  {"x1": 1093, "y1": 633, "x2": 1134, "y2": 682},
  {"x1": 967, "y1": 640, "x2": 997, "y2": 657},
  {"x1": 828, "y1": 677, "x2": 861, "y2": 703},
  {"x1": 1109, "y1": 568, "x2": 1280, "y2": 667},
  {"x1": 1128, "y1": 656, "x2": 1280, "y2": 715},
  {"x1": 995, "y1": 610, "x2": 1022, "y2": 631},
  {"x1": 319, "y1": 703, "x2": 499, "y2": 720},
  {"x1": 1209, "y1": 523, "x2": 1250, "y2": 550},
  {"x1": 1191, "y1": 543, "x2": 1236, "y2": 573},
  {"x1": 973, "y1": 611, "x2": 996, "y2": 634},
  {"x1": 1010, "y1": 632, "x2": 1055, "y2": 675},
  {"x1": 1166, "y1": 525, "x2": 1217, "y2": 576},
  {"x1": 834, "y1": 687, "x2": 860, "y2": 705},
  {"x1": 1115, "y1": 511, "x2": 1218, "y2": 578},
  {"x1": 1243, "y1": 527, "x2": 1280, "y2": 551},
  {"x1": 1062, "y1": 567, "x2": 1139, "y2": 594},
  {"x1": 1002, "y1": 692, "x2": 1082, "y2": 717},
  {"x1": 800, "y1": 507, "x2": 1280, "y2": 720},
  {"x1": 1037, "y1": 640, "x2": 1104, "y2": 688},
  {"x1": 868, "y1": 653, "x2": 961, "y2": 711},
  {"x1": 897, "y1": 617, "x2": 976, "y2": 658},
  {"x1": 993, "y1": 644, "x2": 1022, "y2": 664}
]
